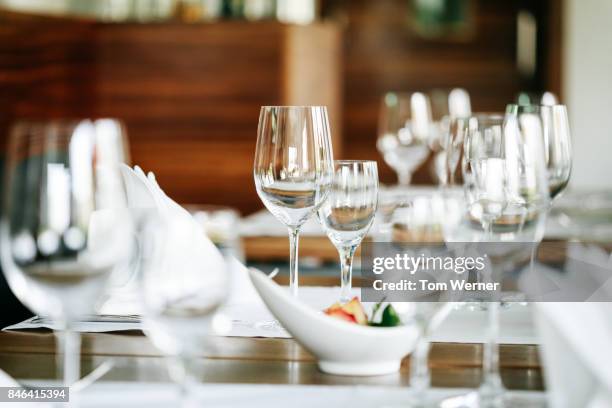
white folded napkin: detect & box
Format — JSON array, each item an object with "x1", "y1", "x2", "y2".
[
  {"x1": 100, "y1": 165, "x2": 229, "y2": 315},
  {"x1": 534, "y1": 244, "x2": 612, "y2": 408}
]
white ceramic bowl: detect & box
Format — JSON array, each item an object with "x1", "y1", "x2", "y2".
[{"x1": 248, "y1": 268, "x2": 419, "y2": 376}]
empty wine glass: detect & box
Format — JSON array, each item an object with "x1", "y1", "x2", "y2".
[
  {"x1": 318, "y1": 160, "x2": 378, "y2": 302},
  {"x1": 430, "y1": 89, "x2": 471, "y2": 186},
  {"x1": 140, "y1": 211, "x2": 229, "y2": 407},
  {"x1": 506, "y1": 103, "x2": 572, "y2": 202},
  {"x1": 0, "y1": 119, "x2": 133, "y2": 386},
  {"x1": 462, "y1": 114, "x2": 508, "y2": 237},
  {"x1": 254, "y1": 106, "x2": 334, "y2": 297},
  {"x1": 445, "y1": 116, "x2": 469, "y2": 187},
  {"x1": 458, "y1": 111, "x2": 550, "y2": 407},
  {"x1": 377, "y1": 92, "x2": 432, "y2": 186}
]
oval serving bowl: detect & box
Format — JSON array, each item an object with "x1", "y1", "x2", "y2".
[{"x1": 248, "y1": 268, "x2": 419, "y2": 376}]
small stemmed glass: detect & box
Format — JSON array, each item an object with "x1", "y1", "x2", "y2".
[
  {"x1": 318, "y1": 160, "x2": 378, "y2": 302},
  {"x1": 377, "y1": 92, "x2": 432, "y2": 187},
  {"x1": 254, "y1": 106, "x2": 334, "y2": 297}
]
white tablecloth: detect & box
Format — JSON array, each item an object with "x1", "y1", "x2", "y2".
[
  {"x1": 5, "y1": 286, "x2": 538, "y2": 345},
  {"x1": 21, "y1": 381, "x2": 547, "y2": 408}
]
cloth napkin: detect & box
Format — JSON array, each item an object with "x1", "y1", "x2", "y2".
[
  {"x1": 100, "y1": 165, "x2": 228, "y2": 315},
  {"x1": 534, "y1": 244, "x2": 612, "y2": 408}
]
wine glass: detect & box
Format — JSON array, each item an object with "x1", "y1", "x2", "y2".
[
  {"x1": 318, "y1": 160, "x2": 378, "y2": 302},
  {"x1": 506, "y1": 103, "x2": 572, "y2": 202},
  {"x1": 458, "y1": 112, "x2": 550, "y2": 407},
  {"x1": 140, "y1": 212, "x2": 229, "y2": 407},
  {"x1": 429, "y1": 89, "x2": 471, "y2": 186},
  {"x1": 382, "y1": 193, "x2": 458, "y2": 407},
  {"x1": 0, "y1": 119, "x2": 133, "y2": 386},
  {"x1": 445, "y1": 116, "x2": 470, "y2": 187},
  {"x1": 377, "y1": 92, "x2": 432, "y2": 186},
  {"x1": 254, "y1": 106, "x2": 334, "y2": 297},
  {"x1": 462, "y1": 114, "x2": 508, "y2": 237}
]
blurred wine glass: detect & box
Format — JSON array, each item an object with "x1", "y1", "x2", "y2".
[
  {"x1": 0, "y1": 119, "x2": 133, "y2": 386},
  {"x1": 140, "y1": 212, "x2": 229, "y2": 407},
  {"x1": 254, "y1": 106, "x2": 334, "y2": 297},
  {"x1": 445, "y1": 116, "x2": 470, "y2": 187},
  {"x1": 506, "y1": 103, "x2": 572, "y2": 202},
  {"x1": 377, "y1": 92, "x2": 432, "y2": 186},
  {"x1": 380, "y1": 193, "x2": 462, "y2": 406},
  {"x1": 318, "y1": 160, "x2": 378, "y2": 302},
  {"x1": 457, "y1": 111, "x2": 550, "y2": 407},
  {"x1": 429, "y1": 89, "x2": 471, "y2": 186},
  {"x1": 462, "y1": 114, "x2": 508, "y2": 236}
]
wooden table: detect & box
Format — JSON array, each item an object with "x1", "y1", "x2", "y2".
[{"x1": 0, "y1": 277, "x2": 544, "y2": 391}]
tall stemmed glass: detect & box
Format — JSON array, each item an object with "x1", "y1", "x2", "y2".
[
  {"x1": 430, "y1": 88, "x2": 471, "y2": 186},
  {"x1": 0, "y1": 119, "x2": 133, "y2": 386},
  {"x1": 462, "y1": 114, "x2": 508, "y2": 237},
  {"x1": 507, "y1": 104, "x2": 572, "y2": 277},
  {"x1": 506, "y1": 104, "x2": 572, "y2": 201},
  {"x1": 445, "y1": 116, "x2": 470, "y2": 187},
  {"x1": 140, "y1": 212, "x2": 229, "y2": 407},
  {"x1": 460, "y1": 112, "x2": 550, "y2": 406},
  {"x1": 377, "y1": 92, "x2": 432, "y2": 187},
  {"x1": 254, "y1": 106, "x2": 334, "y2": 297},
  {"x1": 318, "y1": 160, "x2": 378, "y2": 302}
]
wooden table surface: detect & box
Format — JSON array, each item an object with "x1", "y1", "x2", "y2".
[{"x1": 0, "y1": 276, "x2": 544, "y2": 391}]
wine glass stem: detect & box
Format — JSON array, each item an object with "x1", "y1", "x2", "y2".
[
  {"x1": 338, "y1": 246, "x2": 356, "y2": 303},
  {"x1": 56, "y1": 326, "x2": 81, "y2": 386},
  {"x1": 481, "y1": 301, "x2": 503, "y2": 397},
  {"x1": 410, "y1": 330, "x2": 431, "y2": 401},
  {"x1": 168, "y1": 356, "x2": 197, "y2": 408},
  {"x1": 398, "y1": 171, "x2": 412, "y2": 186},
  {"x1": 482, "y1": 220, "x2": 492, "y2": 240},
  {"x1": 288, "y1": 227, "x2": 300, "y2": 297}
]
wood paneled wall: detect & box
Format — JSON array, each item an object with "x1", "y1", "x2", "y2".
[{"x1": 0, "y1": 13, "x2": 341, "y2": 214}]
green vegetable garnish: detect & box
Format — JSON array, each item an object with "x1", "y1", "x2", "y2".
[{"x1": 368, "y1": 303, "x2": 401, "y2": 327}]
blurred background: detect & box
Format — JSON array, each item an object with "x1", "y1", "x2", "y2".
[{"x1": 0, "y1": 0, "x2": 611, "y2": 323}]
